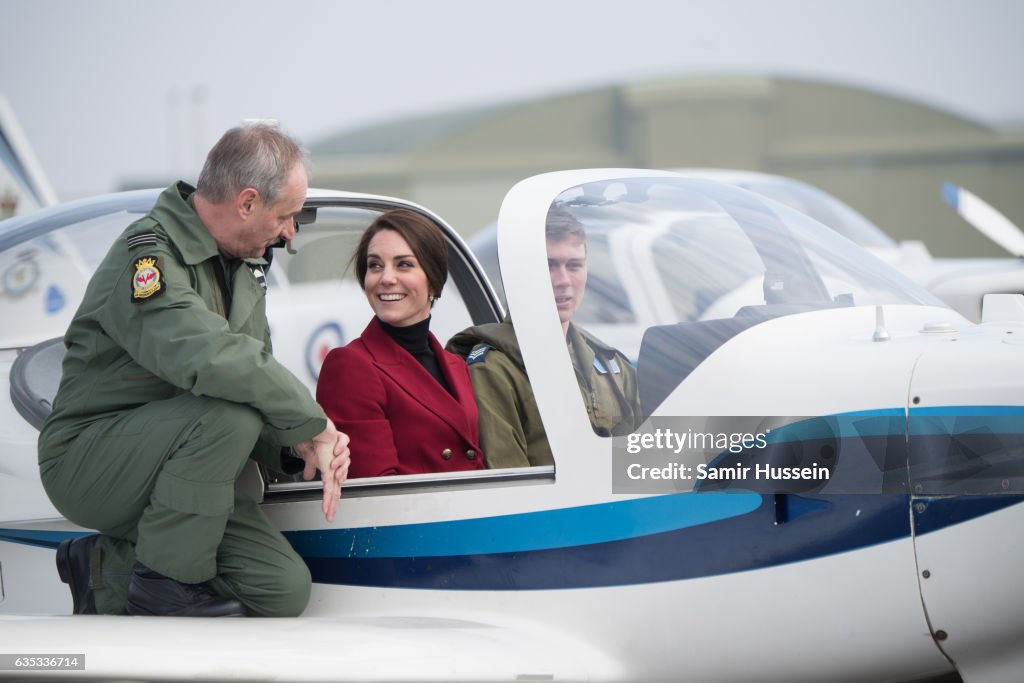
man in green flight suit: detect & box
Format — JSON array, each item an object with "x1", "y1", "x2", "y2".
[
  {"x1": 39, "y1": 123, "x2": 350, "y2": 618},
  {"x1": 448, "y1": 206, "x2": 639, "y2": 469}
]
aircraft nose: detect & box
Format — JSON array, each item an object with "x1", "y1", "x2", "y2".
[{"x1": 906, "y1": 334, "x2": 1024, "y2": 496}]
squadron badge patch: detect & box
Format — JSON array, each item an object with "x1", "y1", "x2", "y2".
[{"x1": 131, "y1": 256, "x2": 165, "y2": 303}]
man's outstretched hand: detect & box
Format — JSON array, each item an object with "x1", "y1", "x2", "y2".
[{"x1": 293, "y1": 422, "x2": 351, "y2": 522}]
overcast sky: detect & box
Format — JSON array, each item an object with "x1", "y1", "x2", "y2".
[{"x1": 1, "y1": 0, "x2": 1022, "y2": 200}]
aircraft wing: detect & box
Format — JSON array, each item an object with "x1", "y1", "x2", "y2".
[{"x1": 0, "y1": 614, "x2": 606, "y2": 681}]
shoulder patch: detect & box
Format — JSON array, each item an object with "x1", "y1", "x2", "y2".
[
  {"x1": 467, "y1": 344, "x2": 491, "y2": 364},
  {"x1": 130, "y1": 255, "x2": 165, "y2": 303},
  {"x1": 126, "y1": 231, "x2": 158, "y2": 250}
]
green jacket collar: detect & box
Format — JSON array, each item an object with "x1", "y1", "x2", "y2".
[
  {"x1": 569, "y1": 322, "x2": 620, "y2": 357},
  {"x1": 566, "y1": 322, "x2": 595, "y2": 373},
  {"x1": 149, "y1": 181, "x2": 221, "y2": 266},
  {"x1": 446, "y1": 318, "x2": 524, "y2": 368}
]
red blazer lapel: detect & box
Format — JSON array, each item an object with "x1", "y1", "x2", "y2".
[
  {"x1": 361, "y1": 318, "x2": 478, "y2": 445},
  {"x1": 431, "y1": 332, "x2": 480, "y2": 435}
]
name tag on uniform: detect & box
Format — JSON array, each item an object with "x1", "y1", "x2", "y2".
[{"x1": 593, "y1": 357, "x2": 621, "y2": 375}]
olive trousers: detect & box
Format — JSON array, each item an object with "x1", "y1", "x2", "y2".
[{"x1": 40, "y1": 393, "x2": 311, "y2": 617}]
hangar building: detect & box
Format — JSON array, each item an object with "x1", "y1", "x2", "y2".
[{"x1": 309, "y1": 75, "x2": 1024, "y2": 257}]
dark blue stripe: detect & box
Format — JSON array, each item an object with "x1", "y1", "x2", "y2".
[
  {"x1": 2, "y1": 404, "x2": 1021, "y2": 590},
  {"x1": 909, "y1": 408, "x2": 1024, "y2": 440},
  {"x1": 298, "y1": 494, "x2": 911, "y2": 590},
  {"x1": 298, "y1": 494, "x2": 1024, "y2": 590},
  {"x1": 751, "y1": 408, "x2": 1023, "y2": 444},
  {"x1": 3, "y1": 495, "x2": 1022, "y2": 590},
  {"x1": 766, "y1": 410, "x2": 905, "y2": 442},
  {"x1": 913, "y1": 495, "x2": 1023, "y2": 535},
  {"x1": 696, "y1": 409, "x2": 1023, "y2": 495}
]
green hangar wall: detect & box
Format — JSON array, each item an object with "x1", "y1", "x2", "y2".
[{"x1": 309, "y1": 75, "x2": 1024, "y2": 257}]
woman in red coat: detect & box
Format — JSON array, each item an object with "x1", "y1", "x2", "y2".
[{"x1": 316, "y1": 209, "x2": 484, "y2": 478}]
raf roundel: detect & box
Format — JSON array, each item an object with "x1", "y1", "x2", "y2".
[{"x1": 131, "y1": 256, "x2": 165, "y2": 303}]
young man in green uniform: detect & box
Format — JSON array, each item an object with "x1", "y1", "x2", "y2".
[
  {"x1": 39, "y1": 123, "x2": 350, "y2": 617},
  {"x1": 448, "y1": 207, "x2": 638, "y2": 468}
]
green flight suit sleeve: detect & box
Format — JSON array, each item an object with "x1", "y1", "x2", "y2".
[
  {"x1": 96, "y1": 245, "x2": 325, "y2": 447},
  {"x1": 469, "y1": 349, "x2": 553, "y2": 469}
]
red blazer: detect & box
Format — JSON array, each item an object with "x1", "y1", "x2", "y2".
[{"x1": 316, "y1": 317, "x2": 484, "y2": 478}]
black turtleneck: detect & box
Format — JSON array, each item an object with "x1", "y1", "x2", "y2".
[{"x1": 378, "y1": 316, "x2": 453, "y2": 395}]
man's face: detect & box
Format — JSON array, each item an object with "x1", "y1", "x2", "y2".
[
  {"x1": 547, "y1": 236, "x2": 587, "y2": 327},
  {"x1": 234, "y1": 163, "x2": 307, "y2": 259}
]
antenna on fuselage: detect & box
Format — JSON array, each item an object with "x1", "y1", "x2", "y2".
[{"x1": 872, "y1": 305, "x2": 890, "y2": 342}]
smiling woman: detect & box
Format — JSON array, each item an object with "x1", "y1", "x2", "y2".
[
  {"x1": 315, "y1": 210, "x2": 486, "y2": 478},
  {"x1": 357, "y1": 210, "x2": 446, "y2": 328}
]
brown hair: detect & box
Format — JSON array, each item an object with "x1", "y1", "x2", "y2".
[
  {"x1": 353, "y1": 209, "x2": 448, "y2": 300},
  {"x1": 545, "y1": 204, "x2": 586, "y2": 247}
]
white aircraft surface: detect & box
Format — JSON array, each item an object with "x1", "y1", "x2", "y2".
[{"x1": 1, "y1": 170, "x2": 1023, "y2": 682}]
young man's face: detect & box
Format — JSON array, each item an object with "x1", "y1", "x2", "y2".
[{"x1": 547, "y1": 236, "x2": 587, "y2": 328}]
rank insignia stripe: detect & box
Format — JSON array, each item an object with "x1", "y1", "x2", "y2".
[
  {"x1": 126, "y1": 232, "x2": 158, "y2": 250},
  {"x1": 467, "y1": 345, "x2": 491, "y2": 364}
]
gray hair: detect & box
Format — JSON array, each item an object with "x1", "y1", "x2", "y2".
[{"x1": 196, "y1": 122, "x2": 308, "y2": 206}]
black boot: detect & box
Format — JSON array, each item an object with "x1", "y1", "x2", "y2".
[
  {"x1": 55, "y1": 534, "x2": 99, "y2": 615},
  {"x1": 126, "y1": 562, "x2": 247, "y2": 617}
]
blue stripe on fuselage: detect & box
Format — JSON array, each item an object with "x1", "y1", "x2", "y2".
[
  {"x1": 2, "y1": 495, "x2": 1022, "y2": 590},
  {"x1": 3, "y1": 406, "x2": 1021, "y2": 590},
  {"x1": 299, "y1": 494, "x2": 906, "y2": 590},
  {"x1": 297, "y1": 494, "x2": 1023, "y2": 590},
  {"x1": 286, "y1": 493, "x2": 761, "y2": 558},
  {"x1": 0, "y1": 529, "x2": 77, "y2": 550}
]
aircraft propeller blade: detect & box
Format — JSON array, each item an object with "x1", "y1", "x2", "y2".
[{"x1": 942, "y1": 182, "x2": 1024, "y2": 258}]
